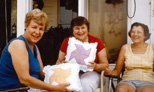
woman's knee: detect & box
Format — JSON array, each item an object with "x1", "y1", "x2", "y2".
[
  {"x1": 137, "y1": 85, "x2": 154, "y2": 92},
  {"x1": 80, "y1": 78, "x2": 99, "y2": 87},
  {"x1": 116, "y1": 85, "x2": 127, "y2": 92},
  {"x1": 80, "y1": 71, "x2": 100, "y2": 84},
  {"x1": 116, "y1": 83, "x2": 135, "y2": 92}
]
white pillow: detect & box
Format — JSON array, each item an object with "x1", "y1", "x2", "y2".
[
  {"x1": 65, "y1": 37, "x2": 97, "y2": 72},
  {"x1": 43, "y1": 63, "x2": 82, "y2": 91}
]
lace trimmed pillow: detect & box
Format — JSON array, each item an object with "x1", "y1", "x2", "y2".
[
  {"x1": 43, "y1": 63, "x2": 82, "y2": 91},
  {"x1": 65, "y1": 37, "x2": 97, "y2": 72}
]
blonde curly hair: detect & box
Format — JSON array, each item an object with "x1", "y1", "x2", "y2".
[{"x1": 25, "y1": 8, "x2": 49, "y2": 31}]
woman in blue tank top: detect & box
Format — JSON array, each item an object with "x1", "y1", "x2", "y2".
[{"x1": 0, "y1": 9, "x2": 71, "y2": 92}]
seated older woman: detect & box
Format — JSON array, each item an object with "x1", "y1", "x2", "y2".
[
  {"x1": 104, "y1": 22, "x2": 154, "y2": 92},
  {"x1": 0, "y1": 9, "x2": 71, "y2": 92},
  {"x1": 56, "y1": 16, "x2": 109, "y2": 92}
]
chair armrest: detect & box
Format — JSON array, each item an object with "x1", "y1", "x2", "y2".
[
  {"x1": 104, "y1": 74, "x2": 122, "y2": 92},
  {"x1": 3, "y1": 87, "x2": 30, "y2": 92},
  {"x1": 100, "y1": 71, "x2": 104, "y2": 92}
]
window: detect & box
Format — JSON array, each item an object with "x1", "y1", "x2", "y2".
[{"x1": 58, "y1": 0, "x2": 78, "y2": 28}]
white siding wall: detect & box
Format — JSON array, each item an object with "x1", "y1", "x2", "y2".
[
  {"x1": 127, "y1": 0, "x2": 154, "y2": 44},
  {"x1": 17, "y1": 0, "x2": 32, "y2": 37}
]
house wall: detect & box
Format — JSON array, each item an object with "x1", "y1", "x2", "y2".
[
  {"x1": 17, "y1": 0, "x2": 154, "y2": 42},
  {"x1": 17, "y1": 0, "x2": 32, "y2": 37},
  {"x1": 42, "y1": 0, "x2": 58, "y2": 28},
  {"x1": 17, "y1": 0, "x2": 58, "y2": 37},
  {"x1": 78, "y1": 0, "x2": 88, "y2": 19},
  {"x1": 127, "y1": 0, "x2": 153, "y2": 43},
  {"x1": 81, "y1": 0, "x2": 154, "y2": 62},
  {"x1": 88, "y1": 0, "x2": 127, "y2": 63}
]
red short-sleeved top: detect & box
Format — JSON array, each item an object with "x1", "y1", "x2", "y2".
[{"x1": 60, "y1": 35, "x2": 105, "y2": 63}]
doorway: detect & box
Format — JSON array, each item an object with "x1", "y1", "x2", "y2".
[
  {"x1": 36, "y1": 0, "x2": 78, "y2": 65},
  {"x1": 0, "y1": 0, "x2": 14, "y2": 57},
  {"x1": 88, "y1": 0, "x2": 127, "y2": 63}
]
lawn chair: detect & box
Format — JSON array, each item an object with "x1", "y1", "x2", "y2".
[
  {"x1": 95, "y1": 64, "x2": 125, "y2": 92},
  {"x1": 105, "y1": 64, "x2": 125, "y2": 92},
  {"x1": 95, "y1": 71, "x2": 104, "y2": 92},
  {"x1": 1, "y1": 87, "x2": 30, "y2": 92}
]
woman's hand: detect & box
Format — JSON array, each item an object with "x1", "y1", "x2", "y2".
[
  {"x1": 87, "y1": 61, "x2": 96, "y2": 69},
  {"x1": 62, "y1": 61, "x2": 68, "y2": 63},
  {"x1": 52, "y1": 83, "x2": 72, "y2": 92},
  {"x1": 104, "y1": 68, "x2": 113, "y2": 76}
]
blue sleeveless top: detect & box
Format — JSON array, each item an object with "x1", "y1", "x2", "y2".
[{"x1": 0, "y1": 35, "x2": 40, "y2": 91}]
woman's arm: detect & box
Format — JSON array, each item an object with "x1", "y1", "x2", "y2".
[
  {"x1": 152, "y1": 44, "x2": 154, "y2": 71},
  {"x1": 104, "y1": 44, "x2": 126, "y2": 77},
  {"x1": 56, "y1": 50, "x2": 66, "y2": 65},
  {"x1": 36, "y1": 46, "x2": 44, "y2": 80},
  {"x1": 95, "y1": 48, "x2": 109, "y2": 72},
  {"x1": 8, "y1": 40, "x2": 71, "y2": 91}
]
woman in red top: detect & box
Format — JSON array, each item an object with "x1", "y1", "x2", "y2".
[{"x1": 56, "y1": 16, "x2": 109, "y2": 92}]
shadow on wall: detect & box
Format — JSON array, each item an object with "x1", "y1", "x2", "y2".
[
  {"x1": 108, "y1": 48, "x2": 120, "y2": 63},
  {"x1": 36, "y1": 26, "x2": 72, "y2": 66}
]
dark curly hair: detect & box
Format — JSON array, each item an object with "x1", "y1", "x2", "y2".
[
  {"x1": 70, "y1": 16, "x2": 89, "y2": 33},
  {"x1": 128, "y1": 22, "x2": 151, "y2": 41}
]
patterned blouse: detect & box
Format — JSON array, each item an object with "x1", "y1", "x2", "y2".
[{"x1": 122, "y1": 44, "x2": 154, "y2": 83}]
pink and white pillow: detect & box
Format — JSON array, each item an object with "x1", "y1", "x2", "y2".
[
  {"x1": 65, "y1": 37, "x2": 97, "y2": 72},
  {"x1": 43, "y1": 63, "x2": 82, "y2": 91}
]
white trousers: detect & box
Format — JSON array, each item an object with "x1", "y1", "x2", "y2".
[{"x1": 79, "y1": 71, "x2": 100, "y2": 92}]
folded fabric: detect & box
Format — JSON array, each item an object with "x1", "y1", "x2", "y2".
[
  {"x1": 43, "y1": 63, "x2": 82, "y2": 91},
  {"x1": 65, "y1": 37, "x2": 97, "y2": 72}
]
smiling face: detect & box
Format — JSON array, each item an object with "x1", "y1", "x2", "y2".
[
  {"x1": 24, "y1": 20, "x2": 45, "y2": 45},
  {"x1": 73, "y1": 24, "x2": 89, "y2": 42},
  {"x1": 130, "y1": 26, "x2": 146, "y2": 44}
]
